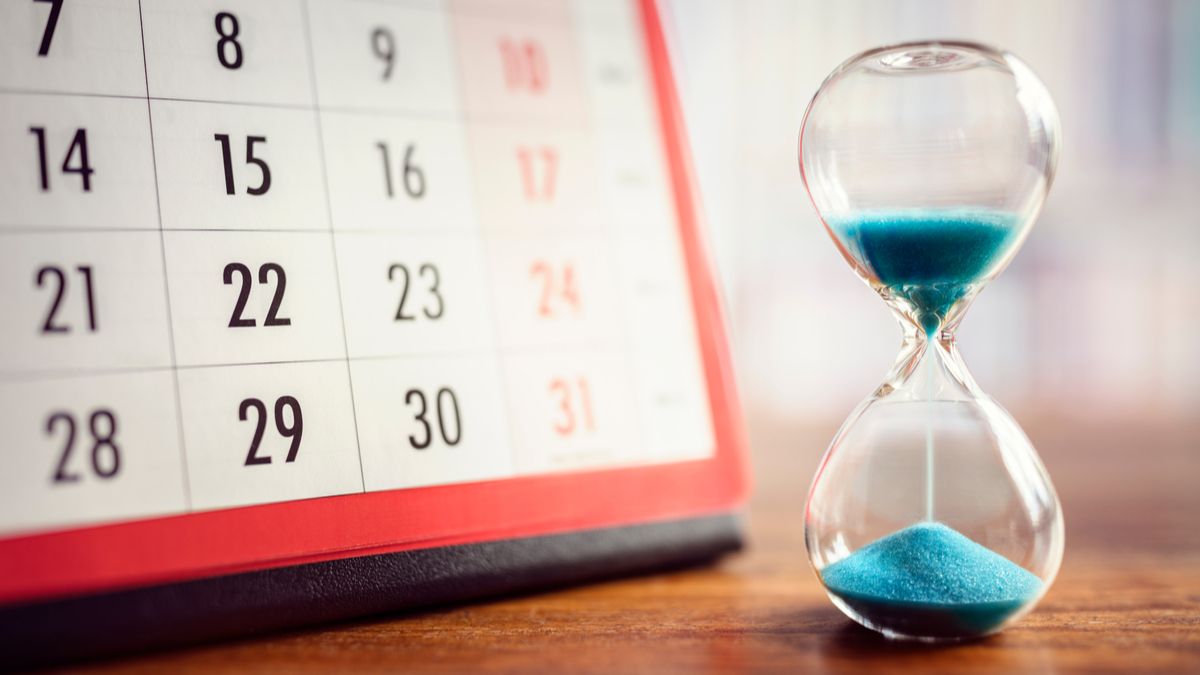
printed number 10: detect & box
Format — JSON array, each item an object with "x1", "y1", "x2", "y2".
[{"x1": 499, "y1": 38, "x2": 548, "y2": 93}]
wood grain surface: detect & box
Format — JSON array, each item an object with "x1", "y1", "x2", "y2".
[{"x1": 65, "y1": 414, "x2": 1200, "y2": 674}]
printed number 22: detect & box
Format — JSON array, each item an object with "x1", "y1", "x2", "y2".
[{"x1": 223, "y1": 262, "x2": 290, "y2": 328}]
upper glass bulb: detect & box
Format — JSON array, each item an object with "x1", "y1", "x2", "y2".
[{"x1": 800, "y1": 41, "x2": 1060, "y2": 337}]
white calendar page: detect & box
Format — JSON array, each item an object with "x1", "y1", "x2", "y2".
[{"x1": 0, "y1": 0, "x2": 717, "y2": 538}]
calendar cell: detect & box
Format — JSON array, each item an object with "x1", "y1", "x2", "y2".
[
  {"x1": 451, "y1": 6, "x2": 587, "y2": 124},
  {"x1": 502, "y1": 350, "x2": 637, "y2": 474},
  {"x1": 150, "y1": 100, "x2": 328, "y2": 231},
  {"x1": 574, "y1": 0, "x2": 658, "y2": 126},
  {"x1": 351, "y1": 354, "x2": 513, "y2": 491},
  {"x1": 0, "y1": 94, "x2": 158, "y2": 231},
  {"x1": 486, "y1": 235, "x2": 623, "y2": 349},
  {"x1": 0, "y1": 232, "x2": 174, "y2": 375},
  {"x1": 334, "y1": 233, "x2": 495, "y2": 358},
  {"x1": 0, "y1": 0, "x2": 147, "y2": 98},
  {"x1": 0, "y1": 370, "x2": 186, "y2": 536},
  {"x1": 467, "y1": 123, "x2": 602, "y2": 232},
  {"x1": 615, "y1": 231, "x2": 714, "y2": 462},
  {"x1": 593, "y1": 122, "x2": 675, "y2": 234},
  {"x1": 162, "y1": 231, "x2": 347, "y2": 367},
  {"x1": 320, "y1": 113, "x2": 477, "y2": 232},
  {"x1": 140, "y1": 0, "x2": 314, "y2": 106},
  {"x1": 307, "y1": 0, "x2": 460, "y2": 115},
  {"x1": 176, "y1": 360, "x2": 361, "y2": 511}
]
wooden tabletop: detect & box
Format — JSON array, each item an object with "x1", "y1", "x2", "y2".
[{"x1": 72, "y1": 415, "x2": 1200, "y2": 674}]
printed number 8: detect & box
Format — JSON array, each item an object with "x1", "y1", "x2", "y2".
[{"x1": 215, "y1": 12, "x2": 243, "y2": 70}]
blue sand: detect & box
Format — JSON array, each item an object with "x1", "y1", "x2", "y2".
[
  {"x1": 828, "y1": 210, "x2": 1019, "y2": 336},
  {"x1": 821, "y1": 522, "x2": 1043, "y2": 638}
]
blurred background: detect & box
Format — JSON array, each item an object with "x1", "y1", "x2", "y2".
[{"x1": 661, "y1": 0, "x2": 1200, "y2": 434}]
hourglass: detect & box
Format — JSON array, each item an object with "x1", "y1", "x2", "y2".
[{"x1": 799, "y1": 42, "x2": 1064, "y2": 641}]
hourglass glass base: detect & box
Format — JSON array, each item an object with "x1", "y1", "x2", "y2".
[
  {"x1": 825, "y1": 590, "x2": 1031, "y2": 642},
  {"x1": 815, "y1": 522, "x2": 1045, "y2": 641}
]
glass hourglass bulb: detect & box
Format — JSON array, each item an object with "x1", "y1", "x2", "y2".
[{"x1": 798, "y1": 41, "x2": 1064, "y2": 641}]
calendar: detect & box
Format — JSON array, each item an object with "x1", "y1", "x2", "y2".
[{"x1": 0, "y1": 0, "x2": 746, "y2": 664}]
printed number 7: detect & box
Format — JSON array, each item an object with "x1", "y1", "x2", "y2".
[{"x1": 33, "y1": 0, "x2": 64, "y2": 57}]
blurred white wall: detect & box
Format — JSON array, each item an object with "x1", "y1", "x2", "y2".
[{"x1": 663, "y1": 0, "x2": 1200, "y2": 423}]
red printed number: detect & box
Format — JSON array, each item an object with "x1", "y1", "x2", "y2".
[
  {"x1": 530, "y1": 261, "x2": 580, "y2": 318},
  {"x1": 517, "y1": 146, "x2": 557, "y2": 202},
  {"x1": 550, "y1": 377, "x2": 594, "y2": 436},
  {"x1": 499, "y1": 37, "x2": 548, "y2": 93}
]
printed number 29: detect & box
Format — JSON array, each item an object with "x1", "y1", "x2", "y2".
[{"x1": 240, "y1": 396, "x2": 302, "y2": 465}]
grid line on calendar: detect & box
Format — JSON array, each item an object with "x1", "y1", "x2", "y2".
[
  {"x1": 135, "y1": 0, "x2": 193, "y2": 510},
  {"x1": 298, "y1": 0, "x2": 367, "y2": 493},
  {"x1": 0, "y1": 340, "x2": 644, "y2": 385},
  {"x1": 0, "y1": 0, "x2": 716, "y2": 538},
  {"x1": 0, "y1": 85, "x2": 647, "y2": 132}
]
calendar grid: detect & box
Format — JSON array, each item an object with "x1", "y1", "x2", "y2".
[
  {"x1": 135, "y1": 0, "x2": 192, "y2": 510},
  {"x1": 0, "y1": 0, "x2": 717, "y2": 537}
]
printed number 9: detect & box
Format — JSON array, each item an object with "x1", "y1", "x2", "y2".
[{"x1": 372, "y1": 27, "x2": 395, "y2": 81}]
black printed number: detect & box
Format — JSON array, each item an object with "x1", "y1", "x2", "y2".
[
  {"x1": 215, "y1": 12, "x2": 243, "y2": 70},
  {"x1": 214, "y1": 134, "x2": 270, "y2": 196},
  {"x1": 375, "y1": 142, "x2": 425, "y2": 199},
  {"x1": 240, "y1": 396, "x2": 303, "y2": 465},
  {"x1": 34, "y1": 0, "x2": 64, "y2": 57},
  {"x1": 405, "y1": 388, "x2": 461, "y2": 450},
  {"x1": 48, "y1": 409, "x2": 120, "y2": 484},
  {"x1": 389, "y1": 263, "x2": 443, "y2": 321},
  {"x1": 30, "y1": 127, "x2": 93, "y2": 192},
  {"x1": 223, "y1": 262, "x2": 290, "y2": 328},
  {"x1": 372, "y1": 27, "x2": 395, "y2": 80},
  {"x1": 36, "y1": 265, "x2": 97, "y2": 334}
]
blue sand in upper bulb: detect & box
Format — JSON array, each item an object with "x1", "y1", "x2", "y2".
[
  {"x1": 828, "y1": 210, "x2": 1019, "y2": 336},
  {"x1": 821, "y1": 522, "x2": 1043, "y2": 638}
]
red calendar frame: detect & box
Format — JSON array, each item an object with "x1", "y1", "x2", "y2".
[{"x1": 0, "y1": 0, "x2": 748, "y2": 606}]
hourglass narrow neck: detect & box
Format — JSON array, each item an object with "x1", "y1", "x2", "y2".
[{"x1": 880, "y1": 329, "x2": 981, "y2": 402}]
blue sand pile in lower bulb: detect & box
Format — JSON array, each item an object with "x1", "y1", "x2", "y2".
[
  {"x1": 828, "y1": 210, "x2": 1019, "y2": 337},
  {"x1": 820, "y1": 522, "x2": 1043, "y2": 639}
]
